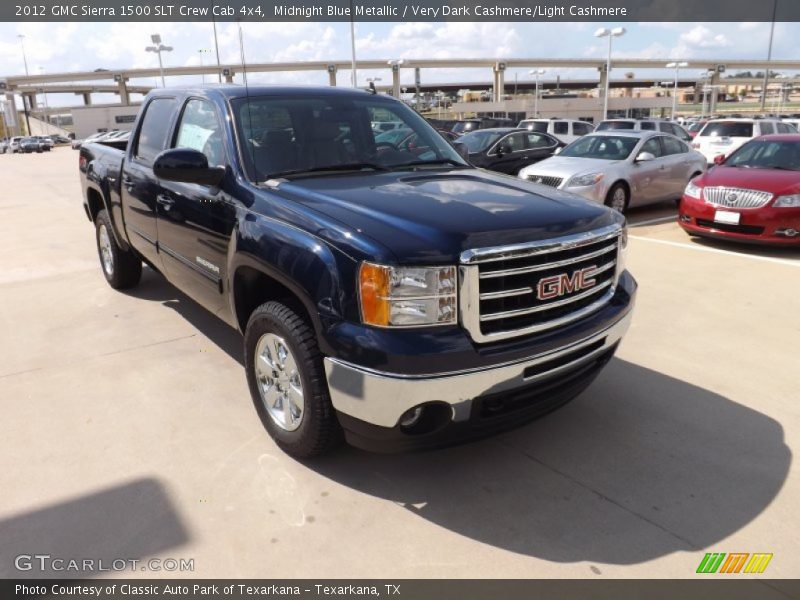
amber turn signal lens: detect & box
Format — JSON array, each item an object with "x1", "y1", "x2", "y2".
[{"x1": 359, "y1": 263, "x2": 391, "y2": 326}]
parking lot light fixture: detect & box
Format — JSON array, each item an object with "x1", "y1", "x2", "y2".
[
  {"x1": 198, "y1": 49, "x2": 211, "y2": 84},
  {"x1": 529, "y1": 69, "x2": 545, "y2": 117},
  {"x1": 666, "y1": 61, "x2": 689, "y2": 119},
  {"x1": 145, "y1": 34, "x2": 173, "y2": 88},
  {"x1": 595, "y1": 26, "x2": 626, "y2": 120}
]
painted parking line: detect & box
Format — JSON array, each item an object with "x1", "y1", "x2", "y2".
[
  {"x1": 629, "y1": 235, "x2": 800, "y2": 268},
  {"x1": 629, "y1": 215, "x2": 677, "y2": 227}
]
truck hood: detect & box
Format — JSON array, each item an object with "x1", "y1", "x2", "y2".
[
  {"x1": 520, "y1": 156, "x2": 624, "y2": 181},
  {"x1": 699, "y1": 165, "x2": 800, "y2": 196},
  {"x1": 269, "y1": 168, "x2": 619, "y2": 263}
]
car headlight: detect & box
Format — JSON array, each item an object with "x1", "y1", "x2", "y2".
[
  {"x1": 359, "y1": 263, "x2": 457, "y2": 327},
  {"x1": 684, "y1": 180, "x2": 703, "y2": 200},
  {"x1": 567, "y1": 172, "x2": 604, "y2": 187},
  {"x1": 773, "y1": 194, "x2": 800, "y2": 208}
]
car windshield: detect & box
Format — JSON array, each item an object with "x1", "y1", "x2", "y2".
[
  {"x1": 596, "y1": 121, "x2": 635, "y2": 131},
  {"x1": 232, "y1": 95, "x2": 467, "y2": 181},
  {"x1": 699, "y1": 122, "x2": 754, "y2": 138},
  {"x1": 559, "y1": 135, "x2": 639, "y2": 160},
  {"x1": 457, "y1": 130, "x2": 504, "y2": 153},
  {"x1": 451, "y1": 121, "x2": 479, "y2": 134},
  {"x1": 519, "y1": 120, "x2": 548, "y2": 132},
  {"x1": 725, "y1": 139, "x2": 800, "y2": 171}
]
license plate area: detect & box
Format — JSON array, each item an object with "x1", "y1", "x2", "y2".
[{"x1": 714, "y1": 210, "x2": 740, "y2": 225}]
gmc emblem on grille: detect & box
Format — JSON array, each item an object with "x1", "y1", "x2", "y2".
[{"x1": 537, "y1": 266, "x2": 597, "y2": 301}]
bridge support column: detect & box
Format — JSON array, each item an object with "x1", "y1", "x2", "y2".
[
  {"x1": 82, "y1": 92, "x2": 92, "y2": 106},
  {"x1": 709, "y1": 70, "x2": 721, "y2": 115},
  {"x1": 327, "y1": 65, "x2": 337, "y2": 86},
  {"x1": 598, "y1": 66, "x2": 608, "y2": 99},
  {"x1": 493, "y1": 62, "x2": 506, "y2": 103},
  {"x1": 222, "y1": 69, "x2": 235, "y2": 83},
  {"x1": 391, "y1": 67, "x2": 401, "y2": 98},
  {"x1": 117, "y1": 78, "x2": 130, "y2": 106}
]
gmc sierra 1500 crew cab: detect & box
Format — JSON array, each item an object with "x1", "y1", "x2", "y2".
[{"x1": 79, "y1": 86, "x2": 636, "y2": 457}]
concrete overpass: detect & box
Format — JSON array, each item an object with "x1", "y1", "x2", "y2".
[{"x1": 3, "y1": 57, "x2": 800, "y2": 103}]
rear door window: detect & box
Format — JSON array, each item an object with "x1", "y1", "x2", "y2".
[
  {"x1": 662, "y1": 136, "x2": 687, "y2": 155},
  {"x1": 639, "y1": 121, "x2": 656, "y2": 131},
  {"x1": 134, "y1": 97, "x2": 178, "y2": 164},
  {"x1": 759, "y1": 122, "x2": 775, "y2": 135},
  {"x1": 553, "y1": 122, "x2": 569, "y2": 135},
  {"x1": 525, "y1": 132, "x2": 556, "y2": 149},
  {"x1": 641, "y1": 137, "x2": 664, "y2": 158},
  {"x1": 700, "y1": 122, "x2": 754, "y2": 137}
]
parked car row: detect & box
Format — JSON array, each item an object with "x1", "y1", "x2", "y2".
[{"x1": 0, "y1": 135, "x2": 55, "y2": 154}]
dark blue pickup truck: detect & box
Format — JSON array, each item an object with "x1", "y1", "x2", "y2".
[{"x1": 79, "y1": 85, "x2": 636, "y2": 457}]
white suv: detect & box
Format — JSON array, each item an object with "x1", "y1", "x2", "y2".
[
  {"x1": 596, "y1": 119, "x2": 693, "y2": 143},
  {"x1": 517, "y1": 118, "x2": 594, "y2": 144},
  {"x1": 692, "y1": 118, "x2": 789, "y2": 164}
]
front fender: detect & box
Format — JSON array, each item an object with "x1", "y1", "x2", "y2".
[{"x1": 228, "y1": 212, "x2": 359, "y2": 344}]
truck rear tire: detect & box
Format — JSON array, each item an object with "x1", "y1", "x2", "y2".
[
  {"x1": 95, "y1": 209, "x2": 142, "y2": 289},
  {"x1": 244, "y1": 301, "x2": 342, "y2": 458}
]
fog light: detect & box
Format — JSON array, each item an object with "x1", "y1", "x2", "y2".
[
  {"x1": 679, "y1": 214, "x2": 692, "y2": 223},
  {"x1": 399, "y1": 407, "x2": 423, "y2": 428},
  {"x1": 777, "y1": 228, "x2": 799, "y2": 237}
]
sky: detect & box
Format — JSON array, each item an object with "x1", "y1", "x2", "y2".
[{"x1": 1, "y1": 21, "x2": 798, "y2": 107}]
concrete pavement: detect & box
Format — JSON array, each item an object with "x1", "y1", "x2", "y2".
[{"x1": 0, "y1": 148, "x2": 798, "y2": 581}]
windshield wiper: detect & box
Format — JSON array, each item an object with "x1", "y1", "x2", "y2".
[
  {"x1": 390, "y1": 158, "x2": 469, "y2": 170},
  {"x1": 267, "y1": 162, "x2": 390, "y2": 180}
]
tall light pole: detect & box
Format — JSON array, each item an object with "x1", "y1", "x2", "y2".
[
  {"x1": 594, "y1": 27, "x2": 626, "y2": 120},
  {"x1": 37, "y1": 67, "x2": 49, "y2": 132},
  {"x1": 761, "y1": 0, "x2": 778, "y2": 111},
  {"x1": 349, "y1": 0, "x2": 357, "y2": 87},
  {"x1": 145, "y1": 34, "x2": 173, "y2": 88},
  {"x1": 212, "y1": 19, "x2": 222, "y2": 83},
  {"x1": 666, "y1": 61, "x2": 688, "y2": 119},
  {"x1": 529, "y1": 69, "x2": 545, "y2": 117},
  {"x1": 17, "y1": 35, "x2": 29, "y2": 76},
  {"x1": 198, "y1": 48, "x2": 211, "y2": 84}
]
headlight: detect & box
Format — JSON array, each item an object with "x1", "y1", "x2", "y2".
[
  {"x1": 773, "y1": 194, "x2": 800, "y2": 208},
  {"x1": 684, "y1": 180, "x2": 703, "y2": 200},
  {"x1": 359, "y1": 263, "x2": 457, "y2": 327},
  {"x1": 567, "y1": 172, "x2": 604, "y2": 187}
]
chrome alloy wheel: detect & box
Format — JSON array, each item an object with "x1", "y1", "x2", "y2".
[
  {"x1": 98, "y1": 224, "x2": 114, "y2": 276},
  {"x1": 610, "y1": 187, "x2": 627, "y2": 213},
  {"x1": 254, "y1": 333, "x2": 305, "y2": 432}
]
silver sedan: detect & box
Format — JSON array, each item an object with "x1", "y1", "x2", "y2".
[{"x1": 518, "y1": 130, "x2": 706, "y2": 213}]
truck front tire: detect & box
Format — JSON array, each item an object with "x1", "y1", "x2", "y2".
[
  {"x1": 95, "y1": 209, "x2": 142, "y2": 289},
  {"x1": 244, "y1": 301, "x2": 341, "y2": 458}
]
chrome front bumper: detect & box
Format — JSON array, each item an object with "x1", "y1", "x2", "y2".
[{"x1": 324, "y1": 309, "x2": 632, "y2": 428}]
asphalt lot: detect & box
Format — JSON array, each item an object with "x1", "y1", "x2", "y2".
[{"x1": 0, "y1": 148, "x2": 798, "y2": 582}]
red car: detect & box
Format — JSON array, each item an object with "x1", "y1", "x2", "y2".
[{"x1": 679, "y1": 134, "x2": 800, "y2": 245}]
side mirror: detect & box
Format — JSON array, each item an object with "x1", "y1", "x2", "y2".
[
  {"x1": 553, "y1": 146, "x2": 562, "y2": 155},
  {"x1": 713, "y1": 154, "x2": 726, "y2": 165},
  {"x1": 496, "y1": 144, "x2": 511, "y2": 157},
  {"x1": 153, "y1": 148, "x2": 225, "y2": 187},
  {"x1": 635, "y1": 151, "x2": 656, "y2": 163}
]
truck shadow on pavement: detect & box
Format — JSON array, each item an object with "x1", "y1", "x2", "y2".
[
  {"x1": 0, "y1": 478, "x2": 190, "y2": 578},
  {"x1": 125, "y1": 267, "x2": 245, "y2": 364},
  {"x1": 309, "y1": 358, "x2": 791, "y2": 565}
]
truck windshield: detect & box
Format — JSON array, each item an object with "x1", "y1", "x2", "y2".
[
  {"x1": 231, "y1": 94, "x2": 467, "y2": 181},
  {"x1": 559, "y1": 135, "x2": 639, "y2": 160}
]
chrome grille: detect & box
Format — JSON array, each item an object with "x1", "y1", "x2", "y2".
[
  {"x1": 703, "y1": 186, "x2": 773, "y2": 209},
  {"x1": 526, "y1": 175, "x2": 563, "y2": 188},
  {"x1": 459, "y1": 224, "x2": 622, "y2": 343}
]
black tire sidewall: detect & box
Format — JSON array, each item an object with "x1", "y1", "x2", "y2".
[{"x1": 244, "y1": 302, "x2": 336, "y2": 456}]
